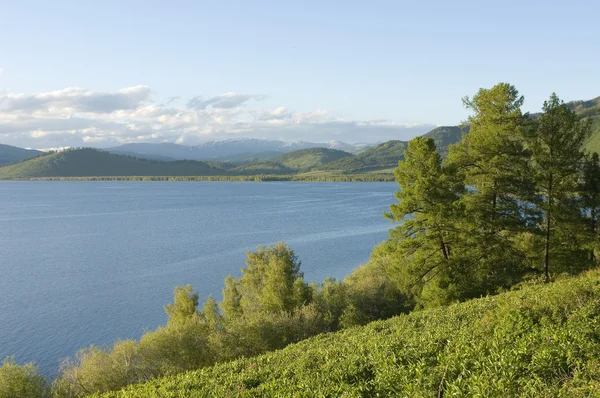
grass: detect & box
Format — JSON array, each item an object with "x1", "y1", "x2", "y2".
[{"x1": 97, "y1": 269, "x2": 600, "y2": 397}]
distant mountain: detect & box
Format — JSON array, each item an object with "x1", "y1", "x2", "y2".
[
  {"x1": 0, "y1": 127, "x2": 465, "y2": 178},
  {"x1": 0, "y1": 144, "x2": 42, "y2": 165},
  {"x1": 107, "y1": 139, "x2": 371, "y2": 162}
]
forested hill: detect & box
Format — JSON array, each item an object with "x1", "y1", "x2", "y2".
[
  {"x1": 0, "y1": 144, "x2": 42, "y2": 165},
  {"x1": 0, "y1": 148, "x2": 232, "y2": 178}
]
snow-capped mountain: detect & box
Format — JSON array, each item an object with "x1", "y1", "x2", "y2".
[{"x1": 106, "y1": 139, "x2": 372, "y2": 161}]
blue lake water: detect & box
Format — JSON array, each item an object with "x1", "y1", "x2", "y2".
[{"x1": 0, "y1": 181, "x2": 397, "y2": 376}]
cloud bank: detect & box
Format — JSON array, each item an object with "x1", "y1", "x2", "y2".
[{"x1": 0, "y1": 86, "x2": 436, "y2": 149}]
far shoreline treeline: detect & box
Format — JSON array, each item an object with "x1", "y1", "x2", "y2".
[{"x1": 0, "y1": 173, "x2": 396, "y2": 182}]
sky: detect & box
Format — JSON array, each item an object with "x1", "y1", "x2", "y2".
[{"x1": 0, "y1": 0, "x2": 598, "y2": 149}]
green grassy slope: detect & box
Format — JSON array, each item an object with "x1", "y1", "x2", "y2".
[
  {"x1": 0, "y1": 144, "x2": 42, "y2": 165},
  {"x1": 273, "y1": 147, "x2": 353, "y2": 171},
  {"x1": 99, "y1": 270, "x2": 600, "y2": 397},
  {"x1": 0, "y1": 149, "x2": 231, "y2": 178},
  {"x1": 231, "y1": 148, "x2": 353, "y2": 174}
]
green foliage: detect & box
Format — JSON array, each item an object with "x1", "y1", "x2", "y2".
[
  {"x1": 236, "y1": 242, "x2": 308, "y2": 316},
  {"x1": 97, "y1": 270, "x2": 600, "y2": 397},
  {"x1": 385, "y1": 84, "x2": 598, "y2": 307},
  {"x1": 384, "y1": 137, "x2": 464, "y2": 306},
  {"x1": 164, "y1": 285, "x2": 200, "y2": 326},
  {"x1": 0, "y1": 356, "x2": 47, "y2": 398},
  {"x1": 528, "y1": 93, "x2": 593, "y2": 279}
]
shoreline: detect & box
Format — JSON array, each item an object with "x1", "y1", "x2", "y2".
[{"x1": 0, "y1": 174, "x2": 396, "y2": 182}]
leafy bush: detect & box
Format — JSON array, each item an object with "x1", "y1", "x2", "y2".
[
  {"x1": 0, "y1": 357, "x2": 47, "y2": 398},
  {"x1": 97, "y1": 269, "x2": 600, "y2": 397}
]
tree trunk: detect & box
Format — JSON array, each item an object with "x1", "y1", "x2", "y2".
[
  {"x1": 591, "y1": 209, "x2": 596, "y2": 263},
  {"x1": 544, "y1": 176, "x2": 553, "y2": 282},
  {"x1": 440, "y1": 238, "x2": 449, "y2": 260}
]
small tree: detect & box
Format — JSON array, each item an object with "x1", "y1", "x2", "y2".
[
  {"x1": 238, "y1": 242, "x2": 310, "y2": 315},
  {"x1": 0, "y1": 356, "x2": 47, "y2": 398},
  {"x1": 165, "y1": 284, "x2": 200, "y2": 326}
]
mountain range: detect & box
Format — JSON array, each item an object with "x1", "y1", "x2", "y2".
[
  {"x1": 106, "y1": 139, "x2": 371, "y2": 162},
  {"x1": 0, "y1": 94, "x2": 598, "y2": 179}
]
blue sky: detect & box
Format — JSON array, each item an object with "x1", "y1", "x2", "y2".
[{"x1": 0, "y1": 0, "x2": 598, "y2": 148}]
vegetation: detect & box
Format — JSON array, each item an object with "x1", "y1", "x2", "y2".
[
  {"x1": 3, "y1": 84, "x2": 600, "y2": 396},
  {"x1": 268, "y1": 147, "x2": 352, "y2": 171},
  {"x1": 44, "y1": 242, "x2": 405, "y2": 396},
  {"x1": 0, "y1": 357, "x2": 48, "y2": 398},
  {"x1": 98, "y1": 269, "x2": 600, "y2": 397}
]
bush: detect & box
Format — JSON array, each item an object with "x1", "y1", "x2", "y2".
[{"x1": 0, "y1": 356, "x2": 47, "y2": 398}]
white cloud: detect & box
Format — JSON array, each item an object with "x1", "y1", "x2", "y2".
[
  {"x1": 187, "y1": 92, "x2": 266, "y2": 110},
  {"x1": 0, "y1": 86, "x2": 436, "y2": 148},
  {"x1": 0, "y1": 86, "x2": 151, "y2": 113}
]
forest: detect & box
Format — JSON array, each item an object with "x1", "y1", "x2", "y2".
[{"x1": 2, "y1": 83, "x2": 600, "y2": 397}]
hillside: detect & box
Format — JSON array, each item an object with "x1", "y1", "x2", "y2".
[
  {"x1": 100, "y1": 270, "x2": 600, "y2": 397},
  {"x1": 0, "y1": 144, "x2": 42, "y2": 165},
  {"x1": 237, "y1": 148, "x2": 353, "y2": 173},
  {"x1": 567, "y1": 95, "x2": 600, "y2": 119},
  {"x1": 422, "y1": 125, "x2": 468, "y2": 157},
  {"x1": 320, "y1": 140, "x2": 408, "y2": 173},
  {"x1": 0, "y1": 148, "x2": 231, "y2": 178}
]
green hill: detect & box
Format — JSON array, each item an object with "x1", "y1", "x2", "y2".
[
  {"x1": 0, "y1": 148, "x2": 230, "y2": 178},
  {"x1": 0, "y1": 144, "x2": 42, "y2": 165},
  {"x1": 231, "y1": 148, "x2": 352, "y2": 174},
  {"x1": 422, "y1": 125, "x2": 469, "y2": 157},
  {"x1": 320, "y1": 140, "x2": 408, "y2": 173},
  {"x1": 567, "y1": 95, "x2": 600, "y2": 119},
  {"x1": 99, "y1": 269, "x2": 600, "y2": 397},
  {"x1": 254, "y1": 147, "x2": 353, "y2": 172}
]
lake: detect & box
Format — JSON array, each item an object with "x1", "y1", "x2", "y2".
[{"x1": 0, "y1": 181, "x2": 397, "y2": 376}]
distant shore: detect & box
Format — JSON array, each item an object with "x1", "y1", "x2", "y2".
[{"x1": 0, "y1": 174, "x2": 395, "y2": 182}]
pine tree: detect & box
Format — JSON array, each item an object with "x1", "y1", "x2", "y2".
[
  {"x1": 385, "y1": 137, "x2": 463, "y2": 306},
  {"x1": 445, "y1": 83, "x2": 534, "y2": 292},
  {"x1": 527, "y1": 93, "x2": 593, "y2": 280}
]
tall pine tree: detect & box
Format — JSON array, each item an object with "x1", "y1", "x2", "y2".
[{"x1": 527, "y1": 94, "x2": 593, "y2": 279}]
